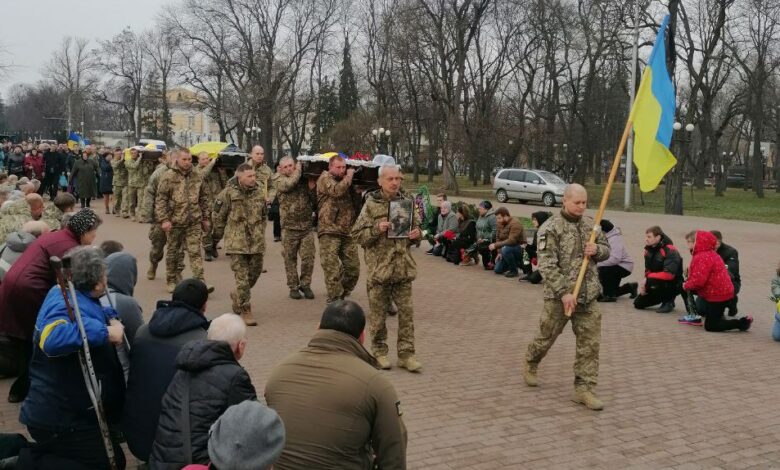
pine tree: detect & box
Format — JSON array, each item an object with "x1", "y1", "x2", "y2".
[
  {"x1": 338, "y1": 38, "x2": 359, "y2": 121},
  {"x1": 0, "y1": 92, "x2": 6, "y2": 132},
  {"x1": 312, "y1": 78, "x2": 340, "y2": 152}
]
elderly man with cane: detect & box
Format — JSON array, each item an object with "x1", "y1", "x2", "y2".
[{"x1": 17, "y1": 246, "x2": 126, "y2": 469}]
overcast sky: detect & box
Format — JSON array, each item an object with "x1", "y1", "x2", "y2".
[{"x1": 1, "y1": 0, "x2": 171, "y2": 96}]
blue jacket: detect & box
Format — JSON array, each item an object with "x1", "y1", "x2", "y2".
[{"x1": 20, "y1": 286, "x2": 126, "y2": 431}]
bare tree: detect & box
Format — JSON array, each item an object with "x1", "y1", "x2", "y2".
[
  {"x1": 142, "y1": 29, "x2": 181, "y2": 143},
  {"x1": 44, "y1": 37, "x2": 97, "y2": 133}
]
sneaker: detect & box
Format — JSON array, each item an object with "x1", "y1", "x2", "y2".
[
  {"x1": 504, "y1": 271, "x2": 519, "y2": 278},
  {"x1": 397, "y1": 355, "x2": 422, "y2": 373},
  {"x1": 738, "y1": 315, "x2": 753, "y2": 331},
  {"x1": 300, "y1": 285, "x2": 315, "y2": 299},
  {"x1": 572, "y1": 390, "x2": 604, "y2": 410},
  {"x1": 375, "y1": 355, "x2": 391, "y2": 370},
  {"x1": 656, "y1": 302, "x2": 675, "y2": 314},
  {"x1": 677, "y1": 314, "x2": 702, "y2": 325},
  {"x1": 289, "y1": 289, "x2": 302, "y2": 300},
  {"x1": 274, "y1": 237, "x2": 281, "y2": 242},
  {"x1": 425, "y1": 249, "x2": 434, "y2": 255},
  {"x1": 523, "y1": 363, "x2": 538, "y2": 387}
]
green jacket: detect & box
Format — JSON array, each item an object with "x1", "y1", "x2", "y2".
[
  {"x1": 273, "y1": 168, "x2": 314, "y2": 232},
  {"x1": 69, "y1": 157, "x2": 99, "y2": 199},
  {"x1": 140, "y1": 163, "x2": 169, "y2": 223},
  {"x1": 537, "y1": 211, "x2": 610, "y2": 304},
  {"x1": 250, "y1": 161, "x2": 276, "y2": 202},
  {"x1": 351, "y1": 189, "x2": 419, "y2": 285},
  {"x1": 125, "y1": 156, "x2": 145, "y2": 188},
  {"x1": 265, "y1": 330, "x2": 407, "y2": 470},
  {"x1": 212, "y1": 179, "x2": 267, "y2": 254},
  {"x1": 154, "y1": 167, "x2": 208, "y2": 227},
  {"x1": 316, "y1": 171, "x2": 360, "y2": 238},
  {"x1": 111, "y1": 158, "x2": 128, "y2": 187}
]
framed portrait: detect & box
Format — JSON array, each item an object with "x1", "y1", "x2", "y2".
[{"x1": 387, "y1": 199, "x2": 413, "y2": 239}]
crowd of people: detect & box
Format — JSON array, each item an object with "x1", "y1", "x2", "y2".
[{"x1": 0, "y1": 137, "x2": 777, "y2": 468}]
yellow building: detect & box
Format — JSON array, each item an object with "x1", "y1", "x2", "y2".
[{"x1": 167, "y1": 88, "x2": 220, "y2": 146}]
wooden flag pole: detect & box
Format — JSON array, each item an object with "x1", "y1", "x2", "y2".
[{"x1": 565, "y1": 117, "x2": 634, "y2": 317}]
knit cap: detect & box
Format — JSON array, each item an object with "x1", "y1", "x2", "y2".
[
  {"x1": 67, "y1": 208, "x2": 101, "y2": 237},
  {"x1": 207, "y1": 400, "x2": 286, "y2": 470}
]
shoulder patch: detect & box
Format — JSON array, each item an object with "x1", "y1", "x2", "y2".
[
  {"x1": 396, "y1": 400, "x2": 403, "y2": 416},
  {"x1": 538, "y1": 233, "x2": 547, "y2": 251}
]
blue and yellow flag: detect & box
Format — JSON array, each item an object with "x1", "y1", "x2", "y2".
[
  {"x1": 630, "y1": 15, "x2": 677, "y2": 192},
  {"x1": 67, "y1": 131, "x2": 84, "y2": 150}
]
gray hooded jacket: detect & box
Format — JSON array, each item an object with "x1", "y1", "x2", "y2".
[
  {"x1": 104, "y1": 251, "x2": 144, "y2": 345},
  {"x1": 0, "y1": 231, "x2": 36, "y2": 281}
]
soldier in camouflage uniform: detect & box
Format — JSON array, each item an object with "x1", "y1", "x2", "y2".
[
  {"x1": 524, "y1": 184, "x2": 611, "y2": 410},
  {"x1": 110, "y1": 148, "x2": 127, "y2": 215},
  {"x1": 352, "y1": 165, "x2": 423, "y2": 372},
  {"x1": 273, "y1": 156, "x2": 316, "y2": 300},
  {"x1": 194, "y1": 151, "x2": 225, "y2": 261},
  {"x1": 248, "y1": 145, "x2": 276, "y2": 204},
  {"x1": 136, "y1": 158, "x2": 156, "y2": 219},
  {"x1": 212, "y1": 163, "x2": 266, "y2": 326},
  {"x1": 154, "y1": 149, "x2": 213, "y2": 294},
  {"x1": 123, "y1": 148, "x2": 144, "y2": 220},
  {"x1": 316, "y1": 156, "x2": 361, "y2": 303},
  {"x1": 141, "y1": 150, "x2": 174, "y2": 281}
]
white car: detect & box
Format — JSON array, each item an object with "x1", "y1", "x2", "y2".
[{"x1": 493, "y1": 168, "x2": 566, "y2": 207}]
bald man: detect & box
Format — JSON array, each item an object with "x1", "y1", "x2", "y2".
[
  {"x1": 249, "y1": 145, "x2": 276, "y2": 203},
  {"x1": 523, "y1": 184, "x2": 611, "y2": 410}
]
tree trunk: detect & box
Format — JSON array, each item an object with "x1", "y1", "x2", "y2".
[
  {"x1": 752, "y1": 101, "x2": 765, "y2": 198},
  {"x1": 664, "y1": 139, "x2": 685, "y2": 215}
]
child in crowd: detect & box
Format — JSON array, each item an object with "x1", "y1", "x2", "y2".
[
  {"x1": 682, "y1": 231, "x2": 752, "y2": 332},
  {"x1": 771, "y1": 261, "x2": 780, "y2": 341}
]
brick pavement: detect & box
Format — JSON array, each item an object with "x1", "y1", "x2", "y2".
[{"x1": 1, "y1": 197, "x2": 779, "y2": 469}]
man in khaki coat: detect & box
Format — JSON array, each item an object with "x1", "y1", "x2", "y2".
[{"x1": 265, "y1": 300, "x2": 407, "y2": 470}]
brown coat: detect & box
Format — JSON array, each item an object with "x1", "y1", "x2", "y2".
[
  {"x1": 494, "y1": 217, "x2": 526, "y2": 248},
  {"x1": 265, "y1": 330, "x2": 407, "y2": 470}
]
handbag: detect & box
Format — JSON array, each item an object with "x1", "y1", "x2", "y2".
[{"x1": 58, "y1": 174, "x2": 68, "y2": 188}]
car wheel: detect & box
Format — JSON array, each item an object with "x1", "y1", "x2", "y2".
[
  {"x1": 542, "y1": 192, "x2": 556, "y2": 207},
  {"x1": 496, "y1": 189, "x2": 508, "y2": 203}
]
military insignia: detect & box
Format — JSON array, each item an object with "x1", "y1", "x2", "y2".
[
  {"x1": 395, "y1": 400, "x2": 403, "y2": 416},
  {"x1": 538, "y1": 233, "x2": 547, "y2": 251},
  {"x1": 214, "y1": 199, "x2": 223, "y2": 211}
]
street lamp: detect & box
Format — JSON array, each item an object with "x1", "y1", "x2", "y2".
[
  {"x1": 372, "y1": 126, "x2": 391, "y2": 154},
  {"x1": 80, "y1": 121, "x2": 84, "y2": 134}
]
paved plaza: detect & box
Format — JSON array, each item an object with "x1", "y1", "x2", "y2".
[{"x1": 1, "y1": 197, "x2": 779, "y2": 469}]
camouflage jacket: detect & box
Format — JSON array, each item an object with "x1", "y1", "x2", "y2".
[
  {"x1": 141, "y1": 163, "x2": 169, "y2": 223},
  {"x1": 154, "y1": 167, "x2": 208, "y2": 227},
  {"x1": 212, "y1": 179, "x2": 267, "y2": 254},
  {"x1": 251, "y1": 161, "x2": 276, "y2": 202},
  {"x1": 351, "y1": 189, "x2": 420, "y2": 285},
  {"x1": 40, "y1": 203, "x2": 63, "y2": 231},
  {"x1": 111, "y1": 158, "x2": 128, "y2": 186},
  {"x1": 139, "y1": 160, "x2": 155, "y2": 184},
  {"x1": 273, "y1": 168, "x2": 314, "y2": 232},
  {"x1": 194, "y1": 158, "x2": 225, "y2": 203},
  {"x1": 537, "y1": 211, "x2": 610, "y2": 304},
  {"x1": 316, "y1": 171, "x2": 360, "y2": 238},
  {"x1": 0, "y1": 200, "x2": 60, "y2": 240},
  {"x1": 125, "y1": 157, "x2": 145, "y2": 188}
]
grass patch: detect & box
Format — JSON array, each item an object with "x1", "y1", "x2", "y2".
[{"x1": 405, "y1": 175, "x2": 780, "y2": 224}]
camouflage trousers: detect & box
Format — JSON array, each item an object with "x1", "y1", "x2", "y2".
[
  {"x1": 281, "y1": 229, "x2": 315, "y2": 289},
  {"x1": 367, "y1": 281, "x2": 415, "y2": 357},
  {"x1": 525, "y1": 300, "x2": 601, "y2": 392},
  {"x1": 166, "y1": 224, "x2": 205, "y2": 284},
  {"x1": 318, "y1": 234, "x2": 360, "y2": 302},
  {"x1": 202, "y1": 214, "x2": 214, "y2": 251},
  {"x1": 113, "y1": 185, "x2": 126, "y2": 213},
  {"x1": 230, "y1": 253, "x2": 264, "y2": 309},
  {"x1": 122, "y1": 186, "x2": 143, "y2": 217},
  {"x1": 149, "y1": 223, "x2": 167, "y2": 265}
]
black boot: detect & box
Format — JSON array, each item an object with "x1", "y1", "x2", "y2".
[{"x1": 656, "y1": 302, "x2": 675, "y2": 314}]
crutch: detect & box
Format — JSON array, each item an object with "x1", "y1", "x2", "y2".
[{"x1": 49, "y1": 256, "x2": 118, "y2": 470}]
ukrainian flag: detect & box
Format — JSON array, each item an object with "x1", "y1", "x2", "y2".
[
  {"x1": 630, "y1": 15, "x2": 677, "y2": 192},
  {"x1": 67, "y1": 131, "x2": 84, "y2": 150}
]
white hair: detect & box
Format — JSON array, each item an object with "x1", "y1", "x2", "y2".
[
  {"x1": 208, "y1": 313, "x2": 247, "y2": 347},
  {"x1": 441, "y1": 200, "x2": 452, "y2": 211},
  {"x1": 279, "y1": 156, "x2": 295, "y2": 165},
  {"x1": 378, "y1": 164, "x2": 402, "y2": 177}
]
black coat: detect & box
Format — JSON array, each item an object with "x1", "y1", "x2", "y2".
[
  {"x1": 70, "y1": 157, "x2": 99, "y2": 199},
  {"x1": 716, "y1": 243, "x2": 741, "y2": 292},
  {"x1": 643, "y1": 234, "x2": 683, "y2": 284},
  {"x1": 99, "y1": 156, "x2": 114, "y2": 194},
  {"x1": 148, "y1": 340, "x2": 256, "y2": 469},
  {"x1": 121, "y1": 301, "x2": 209, "y2": 462}
]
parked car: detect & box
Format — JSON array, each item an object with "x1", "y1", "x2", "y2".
[{"x1": 493, "y1": 168, "x2": 567, "y2": 206}]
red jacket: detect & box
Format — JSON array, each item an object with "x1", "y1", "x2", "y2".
[
  {"x1": 24, "y1": 153, "x2": 45, "y2": 179},
  {"x1": 683, "y1": 230, "x2": 734, "y2": 303},
  {"x1": 0, "y1": 228, "x2": 80, "y2": 341}
]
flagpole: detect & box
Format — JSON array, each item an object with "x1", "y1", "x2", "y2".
[
  {"x1": 566, "y1": 70, "x2": 649, "y2": 317},
  {"x1": 624, "y1": 0, "x2": 640, "y2": 210}
]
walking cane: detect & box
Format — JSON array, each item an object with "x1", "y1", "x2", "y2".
[{"x1": 49, "y1": 256, "x2": 119, "y2": 470}]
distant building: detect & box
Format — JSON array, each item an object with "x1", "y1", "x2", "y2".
[{"x1": 167, "y1": 88, "x2": 220, "y2": 146}]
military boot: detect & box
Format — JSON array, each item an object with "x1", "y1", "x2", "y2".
[
  {"x1": 572, "y1": 390, "x2": 604, "y2": 410},
  {"x1": 166, "y1": 280, "x2": 176, "y2": 293},
  {"x1": 300, "y1": 285, "x2": 315, "y2": 299},
  {"x1": 147, "y1": 262, "x2": 157, "y2": 280},
  {"x1": 204, "y1": 249, "x2": 213, "y2": 262},
  {"x1": 241, "y1": 304, "x2": 258, "y2": 327},
  {"x1": 375, "y1": 355, "x2": 391, "y2": 370},
  {"x1": 523, "y1": 363, "x2": 538, "y2": 387},
  {"x1": 289, "y1": 288, "x2": 302, "y2": 300},
  {"x1": 230, "y1": 290, "x2": 241, "y2": 314},
  {"x1": 397, "y1": 354, "x2": 422, "y2": 373}
]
